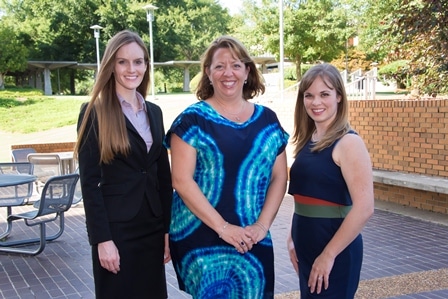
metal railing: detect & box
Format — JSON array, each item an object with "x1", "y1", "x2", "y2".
[{"x1": 344, "y1": 68, "x2": 377, "y2": 100}]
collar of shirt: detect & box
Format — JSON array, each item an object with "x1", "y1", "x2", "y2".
[{"x1": 117, "y1": 92, "x2": 147, "y2": 113}]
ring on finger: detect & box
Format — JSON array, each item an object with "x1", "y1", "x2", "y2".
[
  {"x1": 240, "y1": 241, "x2": 245, "y2": 246},
  {"x1": 318, "y1": 276, "x2": 323, "y2": 280}
]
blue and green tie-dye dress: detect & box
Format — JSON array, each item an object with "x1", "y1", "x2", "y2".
[{"x1": 164, "y1": 101, "x2": 289, "y2": 299}]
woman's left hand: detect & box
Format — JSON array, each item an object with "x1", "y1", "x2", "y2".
[
  {"x1": 244, "y1": 223, "x2": 267, "y2": 244},
  {"x1": 308, "y1": 252, "x2": 334, "y2": 294}
]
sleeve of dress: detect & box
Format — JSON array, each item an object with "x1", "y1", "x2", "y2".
[
  {"x1": 268, "y1": 108, "x2": 290, "y2": 156},
  {"x1": 164, "y1": 106, "x2": 200, "y2": 150}
]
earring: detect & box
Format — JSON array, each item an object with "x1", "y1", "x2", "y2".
[{"x1": 244, "y1": 80, "x2": 247, "y2": 84}]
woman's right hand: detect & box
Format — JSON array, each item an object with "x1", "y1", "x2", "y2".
[
  {"x1": 98, "y1": 240, "x2": 120, "y2": 274},
  {"x1": 287, "y1": 233, "x2": 299, "y2": 274}
]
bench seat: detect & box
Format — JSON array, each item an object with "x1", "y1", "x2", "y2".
[{"x1": 373, "y1": 169, "x2": 448, "y2": 195}]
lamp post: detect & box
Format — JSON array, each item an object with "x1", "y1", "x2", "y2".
[
  {"x1": 90, "y1": 25, "x2": 103, "y2": 73},
  {"x1": 279, "y1": 0, "x2": 284, "y2": 101},
  {"x1": 143, "y1": 4, "x2": 158, "y2": 101}
]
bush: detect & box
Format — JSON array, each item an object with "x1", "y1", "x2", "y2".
[
  {"x1": 284, "y1": 67, "x2": 297, "y2": 81},
  {"x1": 189, "y1": 72, "x2": 201, "y2": 93},
  {"x1": 378, "y1": 60, "x2": 410, "y2": 89}
]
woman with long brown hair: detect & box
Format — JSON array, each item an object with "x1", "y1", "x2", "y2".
[
  {"x1": 74, "y1": 30, "x2": 172, "y2": 299},
  {"x1": 287, "y1": 63, "x2": 374, "y2": 298}
]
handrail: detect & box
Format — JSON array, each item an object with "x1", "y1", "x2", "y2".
[{"x1": 283, "y1": 82, "x2": 300, "y2": 93}]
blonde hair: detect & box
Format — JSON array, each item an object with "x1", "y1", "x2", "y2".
[
  {"x1": 291, "y1": 63, "x2": 351, "y2": 157},
  {"x1": 195, "y1": 35, "x2": 265, "y2": 100},
  {"x1": 74, "y1": 30, "x2": 150, "y2": 164}
]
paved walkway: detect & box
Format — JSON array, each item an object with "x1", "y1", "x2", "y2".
[
  {"x1": 1, "y1": 195, "x2": 447, "y2": 298},
  {"x1": 1, "y1": 94, "x2": 448, "y2": 298}
]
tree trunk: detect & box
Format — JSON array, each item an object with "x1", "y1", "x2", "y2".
[
  {"x1": 295, "y1": 56, "x2": 303, "y2": 81},
  {"x1": 0, "y1": 73, "x2": 5, "y2": 90},
  {"x1": 70, "y1": 69, "x2": 75, "y2": 95}
]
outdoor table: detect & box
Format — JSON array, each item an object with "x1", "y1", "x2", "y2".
[
  {"x1": 0, "y1": 174, "x2": 37, "y2": 188},
  {"x1": 0, "y1": 173, "x2": 37, "y2": 240}
]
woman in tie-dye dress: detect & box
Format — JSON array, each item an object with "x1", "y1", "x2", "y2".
[{"x1": 164, "y1": 36, "x2": 289, "y2": 299}]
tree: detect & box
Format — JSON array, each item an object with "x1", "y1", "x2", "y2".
[
  {"x1": 386, "y1": 0, "x2": 448, "y2": 95},
  {"x1": 378, "y1": 60, "x2": 410, "y2": 89},
  {"x1": 228, "y1": 0, "x2": 269, "y2": 57},
  {"x1": 0, "y1": 25, "x2": 28, "y2": 89},
  {"x1": 147, "y1": 0, "x2": 231, "y2": 91},
  {"x1": 0, "y1": 0, "x2": 101, "y2": 93},
  {"x1": 155, "y1": 0, "x2": 230, "y2": 61},
  {"x1": 252, "y1": 0, "x2": 349, "y2": 80},
  {"x1": 0, "y1": 0, "x2": 232, "y2": 93},
  {"x1": 353, "y1": 0, "x2": 400, "y2": 64}
]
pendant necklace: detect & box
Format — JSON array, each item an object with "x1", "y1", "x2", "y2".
[
  {"x1": 215, "y1": 97, "x2": 246, "y2": 122},
  {"x1": 312, "y1": 131, "x2": 322, "y2": 142}
]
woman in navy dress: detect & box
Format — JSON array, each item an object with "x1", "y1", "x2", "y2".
[
  {"x1": 164, "y1": 36, "x2": 289, "y2": 299},
  {"x1": 287, "y1": 63, "x2": 374, "y2": 298}
]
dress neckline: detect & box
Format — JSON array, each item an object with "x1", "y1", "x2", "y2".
[{"x1": 201, "y1": 100, "x2": 257, "y2": 125}]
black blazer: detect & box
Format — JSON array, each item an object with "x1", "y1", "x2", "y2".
[{"x1": 77, "y1": 101, "x2": 172, "y2": 245}]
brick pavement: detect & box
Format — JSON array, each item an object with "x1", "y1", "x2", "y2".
[{"x1": 1, "y1": 195, "x2": 448, "y2": 299}]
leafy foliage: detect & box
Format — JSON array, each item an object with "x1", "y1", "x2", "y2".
[
  {"x1": 386, "y1": 0, "x2": 448, "y2": 95},
  {"x1": 235, "y1": 0, "x2": 349, "y2": 80},
  {"x1": 0, "y1": 24, "x2": 29, "y2": 89},
  {"x1": 356, "y1": 0, "x2": 401, "y2": 63},
  {"x1": 331, "y1": 48, "x2": 375, "y2": 73},
  {"x1": 378, "y1": 60, "x2": 410, "y2": 89},
  {"x1": 0, "y1": 0, "x2": 231, "y2": 93},
  {"x1": 156, "y1": 0, "x2": 230, "y2": 62}
]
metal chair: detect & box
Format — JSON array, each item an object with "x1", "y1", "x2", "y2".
[
  {"x1": 0, "y1": 162, "x2": 35, "y2": 240},
  {"x1": 0, "y1": 173, "x2": 79, "y2": 255},
  {"x1": 11, "y1": 148, "x2": 36, "y2": 162},
  {"x1": 72, "y1": 167, "x2": 83, "y2": 206},
  {"x1": 27, "y1": 153, "x2": 62, "y2": 193}
]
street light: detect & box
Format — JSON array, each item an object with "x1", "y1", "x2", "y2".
[
  {"x1": 90, "y1": 25, "x2": 103, "y2": 74},
  {"x1": 279, "y1": 0, "x2": 284, "y2": 101},
  {"x1": 143, "y1": 4, "x2": 158, "y2": 101}
]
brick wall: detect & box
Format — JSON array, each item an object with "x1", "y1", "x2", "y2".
[
  {"x1": 11, "y1": 142, "x2": 76, "y2": 153},
  {"x1": 349, "y1": 99, "x2": 448, "y2": 177},
  {"x1": 374, "y1": 182, "x2": 448, "y2": 214},
  {"x1": 267, "y1": 96, "x2": 448, "y2": 215},
  {"x1": 349, "y1": 99, "x2": 448, "y2": 214}
]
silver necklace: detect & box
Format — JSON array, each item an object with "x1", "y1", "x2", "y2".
[{"x1": 215, "y1": 98, "x2": 246, "y2": 122}]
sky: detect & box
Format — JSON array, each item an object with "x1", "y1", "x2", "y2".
[{"x1": 218, "y1": 0, "x2": 243, "y2": 15}]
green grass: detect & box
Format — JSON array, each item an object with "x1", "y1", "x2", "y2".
[{"x1": 0, "y1": 88, "x2": 88, "y2": 134}]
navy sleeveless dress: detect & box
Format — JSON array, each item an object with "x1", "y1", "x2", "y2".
[
  {"x1": 288, "y1": 133, "x2": 363, "y2": 299},
  {"x1": 164, "y1": 101, "x2": 289, "y2": 299}
]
